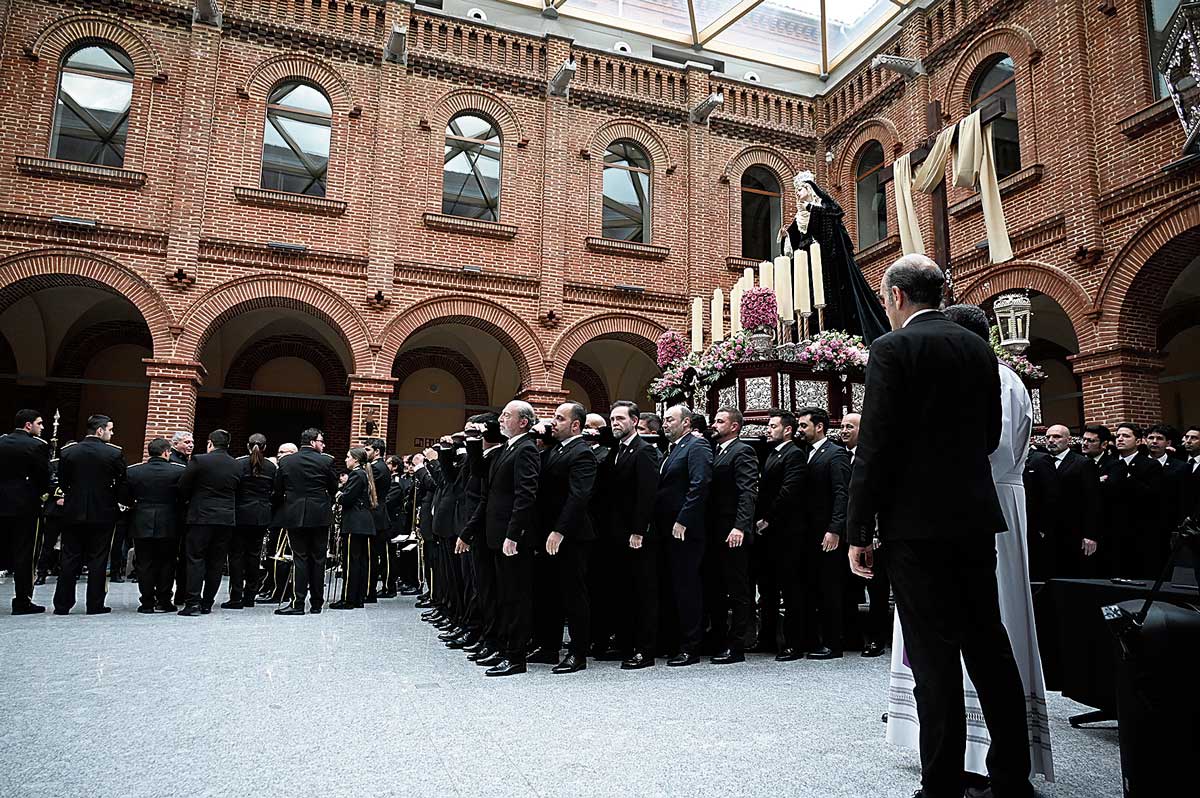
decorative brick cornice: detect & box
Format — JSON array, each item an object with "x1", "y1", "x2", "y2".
[
  {"x1": 16, "y1": 156, "x2": 147, "y2": 189},
  {"x1": 222, "y1": 11, "x2": 383, "y2": 67},
  {"x1": 0, "y1": 211, "x2": 167, "y2": 256},
  {"x1": 421, "y1": 212, "x2": 517, "y2": 241},
  {"x1": 1068, "y1": 347, "x2": 1166, "y2": 375},
  {"x1": 1098, "y1": 171, "x2": 1200, "y2": 224},
  {"x1": 393, "y1": 260, "x2": 538, "y2": 296},
  {"x1": 197, "y1": 238, "x2": 368, "y2": 278},
  {"x1": 823, "y1": 79, "x2": 906, "y2": 143},
  {"x1": 563, "y1": 282, "x2": 689, "y2": 314},
  {"x1": 1117, "y1": 97, "x2": 1178, "y2": 140},
  {"x1": 234, "y1": 186, "x2": 348, "y2": 216},
  {"x1": 948, "y1": 163, "x2": 1044, "y2": 218},
  {"x1": 142, "y1": 358, "x2": 207, "y2": 384},
  {"x1": 709, "y1": 116, "x2": 818, "y2": 151},
  {"x1": 726, "y1": 256, "x2": 763, "y2": 273},
  {"x1": 584, "y1": 237, "x2": 670, "y2": 261}
]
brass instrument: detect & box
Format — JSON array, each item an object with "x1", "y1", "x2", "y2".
[
  {"x1": 324, "y1": 492, "x2": 345, "y2": 603},
  {"x1": 269, "y1": 530, "x2": 294, "y2": 608}
]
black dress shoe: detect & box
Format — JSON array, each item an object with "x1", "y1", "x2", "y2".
[
  {"x1": 711, "y1": 649, "x2": 745, "y2": 665},
  {"x1": 178, "y1": 606, "x2": 201, "y2": 616},
  {"x1": 309, "y1": 605, "x2": 322, "y2": 614},
  {"x1": 52, "y1": 608, "x2": 70, "y2": 616},
  {"x1": 137, "y1": 605, "x2": 156, "y2": 614},
  {"x1": 364, "y1": 596, "x2": 378, "y2": 604},
  {"x1": 552, "y1": 654, "x2": 587, "y2": 674},
  {"x1": 200, "y1": 606, "x2": 212, "y2": 615},
  {"x1": 86, "y1": 606, "x2": 112, "y2": 615},
  {"x1": 447, "y1": 634, "x2": 477, "y2": 650},
  {"x1": 399, "y1": 586, "x2": 421, "y2": 596},
  {"x1": 154, "y1": 603, "x2": 175, "y2": 613},
  {"x1": 274, "y1": 606, "x2": 305, "y2": 616},
  {"x1": 414, "y1": 598, "x2": 432, "y2": 608},
  {"x1": 477, "y1": 651, "x2": 505, "y2": 667},
  {"x1": 775, "y1": 648, "x2": 804, "y2": 662},
  {"x1": 526, "y1": 647, "x2": 560, "y2": 664},
  {"x1": 329, "y1": 600, "x2": 357, "y2": 610},
  {"x1": 420, "y1": 609, "x2": 440, "y2": 620},
  {"x1": 861, "y1": 642, "x2": 886, "y2": 658},
  {"x1": 242, "y1": 600, "x2": 255, "y2": 608},
  {"x1": 438, "y1": 627, "x2": 465, "y2": 642},
  {"x1": 463, "y1": 641, "x2": 485, "y2": 654},
  {"x1": 12, "y1": 603, "x2": 46, "y2": 616},
  {"x1": 620, "y1": 652, "x2": 654, "y2": 670},
  {"x1": 667, "y1": 652, "x2": 699, "y2": 667},
  {"x1": 485, "y1": 660, "x2": 527, "y2": 677},
  {"x1": 808, "y1": 647, "x2": 843, "y2": 660},
  {"x1": 468, "y1": 646, "x2": 496, "y2": 662},
  {"x1": 220, "y1": 600, "x2": 243, "y2": 610}
]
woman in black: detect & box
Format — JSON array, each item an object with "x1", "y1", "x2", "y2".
[
  {"x1": 330, "y1": 447, "x2": 377, "y2": 610},
  {"x1": 225, "y1": 433, "x2": 276, "y2": 609}
]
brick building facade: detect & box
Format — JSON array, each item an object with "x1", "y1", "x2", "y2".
[{"x1": 0, "y1": 0, "x2": 1196, "y2": 457}]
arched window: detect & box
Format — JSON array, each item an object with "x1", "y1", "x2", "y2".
[
  {"x1": 51, "y1": 43, "x2": 134, "y2": 167},
  {"x1": 602, "y1": 140, "x2": 652, "y2": 242},
  {"x1": 971, "y1": 55, "x2": 1020, "y2": 180},
  {"x1": 261, "y1": 81, "x2": 332, "y2": 197},
  {"x1": 443, "y1": 113, "x2": 502, "y2": 221},
  {"x1": 740, "y1": 166, "x2": 782, "y2": 260},
  {"x1": 855, "y1": 141, "x2": 887, "y2": 250}
]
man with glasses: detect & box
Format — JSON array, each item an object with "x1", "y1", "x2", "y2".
[{"x1": 272, "y1": 428, "x2": 338, "y2": 615}]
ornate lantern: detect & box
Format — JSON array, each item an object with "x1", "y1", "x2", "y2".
[
  {"x1": 1159, "y1": 1, "x2": 1200, "y2": 156},
  {"x1": 993, "y1": 292, "x2": 1032, "y2": 355}
]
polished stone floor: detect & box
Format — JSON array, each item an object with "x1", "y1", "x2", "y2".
[{"x1": 1, "y1": 579, "x2": 1120, "y2": 798}]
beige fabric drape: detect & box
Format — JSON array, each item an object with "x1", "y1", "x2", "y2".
[
  {"x1": 912, "y1": 123, "x2": 956, "y2": 193},
  {"x1": 894, "y1": 152, "x2": 924, "y2": 256}
]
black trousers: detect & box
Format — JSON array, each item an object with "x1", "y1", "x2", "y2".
[
  {"x1": 807, "y1": 538, "x2": 846, "y2": 652},
  {"x1": 753, "y1": 537, "x2": 781, "y2": 650},
  {"x1": 888, "y1": 537, "x2": 1031, "y2": 798},
  {"x1": 53, "y1": 522, "x2": 115, "y2": 612},
  {"x1": 471, "y1": 540, "x2": 501, "y2": 648},
  {"x1": 457, "y1": 548, "x2": 480, "y2": 632},
  {"x1": 134, "y1": 537, "x2": 176, "y2": 607},
  {"x1": 288, "y1": 526, "x2": 327, "y2": 610},
  {"x1": 702, "y1": 535, "x2": 753, "y2": 653},
  {"x1": 36, "y1": 515, "x2": 62, "y2": 576},
  {"x1": 372, "y1": 535, "x2": 393, "y2": 593},
  {"x1": 435, "y1": 537, "x2": 463, "y2": 620},
  {"x1": 228, "y1": 525, "x2": 265, "y2": 603},
  {"x1": 667, "y1": 531, "x2": 705, "y2": 653},
  {"x1": 626, "y1": 534, "x2": 659, "y2": 657},
  {"x1": 770, "y1": 534, "x2": 809, "y2": 651},
  {"x1": 534, "y1": 538, "x2": 592, "y2": 656},
  {"x1": 495, "y1": 540, "x2": 534, "y2": 664},
  {"x1": 3, "y1": 513, "x2": 40, "y2": 608},
  {"x1": 588, "y1": 535, "x2": 623, "y2": 651},
  {"x1": 341, "y1": 533, "x2": 370, "y2": 607},
  {"x1": 185, "y1": 524, "x2": 232, "y2": 608}
]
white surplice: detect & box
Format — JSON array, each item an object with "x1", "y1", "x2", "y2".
[{"x1": 886, "y1": 363, "x2": 1054, "y2": 781}]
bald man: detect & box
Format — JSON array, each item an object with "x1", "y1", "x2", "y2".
[{"x1": 1042, "y1": 424, "x2": 1100, "y2": 577}]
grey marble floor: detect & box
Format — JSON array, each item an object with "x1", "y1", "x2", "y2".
[{"x1": 1, "y1": 579, "x2": 1120, "y2": 798}]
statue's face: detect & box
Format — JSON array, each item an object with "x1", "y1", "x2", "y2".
[{"x1": 796, "y1": 182, "x2": 815, "y2": 204}]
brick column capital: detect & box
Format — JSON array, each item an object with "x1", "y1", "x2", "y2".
[
  {"x1": 142, "y1": 358, "x2": 206, "y2": 385},
  {"x1": 348, "y1": 374, "x2": 397, "y2": 395},
  {"x1": 1068, "y1": 346, "x2": 1166, "y2": 376}
]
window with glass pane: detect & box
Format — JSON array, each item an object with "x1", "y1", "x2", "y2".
[
  {"x1": 51, "y1": 44, "x2": 134, "y2": 167},
  {"x1": 443, "y1": 113, "x2": 502, "y2": 221},
  {"x1": 971, "y1": 55, "x2": 1020, "y2": 180},
  {"x1": 602, "y1": 140, "x2": 652, "y2": 242},
  {"x1": 855, "y1": 141, "x2": 887, "y2": 250},
  {"x1": 1146, "y1": 1, "x2": 1183, "y2": 99},
  {"x1": 261, "y1": 81, "x2": 332, "y2": 197},
  {"x1": 741, "y1": 166, "x2": 782, "y2": 260}
]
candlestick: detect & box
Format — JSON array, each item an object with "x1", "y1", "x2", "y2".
[
  {"x1": 730, "y1": 284, "x2": 742, "y2": 333},
  {"x1": 691, "y1": 297, "x2": 703, "y2": 352},
  {"x1": 801, "y1": 311, "x2": 811, "y2": 339},
  {"x1": 811, "y1": 242, "x2": 826, "y2": 307},
  {"x1": 760, "y1": 260, "x2": 774, "y2": 292},
  {"x1": 711, "y1": 288, "x2": 724, "y2": 342},
  {"x1": 774, "y1": 254, "x2": 793, "y2": 319},
  {"x1": 794, "y1": 249, "x2": 812, "y2": 315}
]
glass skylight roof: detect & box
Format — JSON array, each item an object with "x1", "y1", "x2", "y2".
[{"x1": 507, "y1": 0, "x2": 910, "y2": 73}]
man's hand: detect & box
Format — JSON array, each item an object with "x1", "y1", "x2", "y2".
[
  {"x1": 439, "y1": 435, "x2": 454, "y2": 446},
  {"x1": 629, "y1": 534, "x2": 643, "y2": 550},
  {"x1": 727, "y1": 529, "x2": 744, "y2": 548},
  {"x1": 1082, "y1": 538, "x2": 1098, "y2": 557},
  {"x1": 756, "y1": 519, "x2": 768, "y2": 533},
  {"x1": 56, "y1": 498, "x2": 64, "y2": 506},
  {"x1": 423, "y1": 447, "x2": 439, "y2": 461},
  {"x1": 672, "y1": 522, "x2": 686, "y2": 541},
  {"x1": 502, "y1": 538, "x2": 518, "y2": 557},
  {"x1": 546, "y1": 531, "x2": 564, "y2": 556},
  {"x1": 454, "y1": 537, "x2": 470, "y2": 555},
  {"x1": 849, "y1": 544, "x2": 874, "y2": 579},
  {"x1": 821, "y1": 532, "x2": 840, "y2": 552}
]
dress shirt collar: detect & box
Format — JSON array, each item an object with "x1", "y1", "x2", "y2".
[
  {"x1": 774, "y1": 440, "x2": 792, "y2": 452},
  {"x1": 717, "y1": 437, "x2": 736, "y2": 454},
  {"x1": 506, "y1": 432, "x2": 528, "y2": 448},
  {"x1": 902, "y1": 308, "x2": 939, "y2": 328},
  {"x1": 1155, "y1": 453, "x2": 1169, "y2": 466},
  {"x1": 1054, "y1": 449, "x2": 1069, "y2": 463},
  {"x1": 557, "y1": 435, "x2": 582, "y2": 449},
  {"x1": 1121, "y1": 451, "x2": 1137, "y2": 466}
]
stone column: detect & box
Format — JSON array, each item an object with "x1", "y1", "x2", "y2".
[
  {"x1": 1070, "y1": 346, "x2": 1165, "y2": 427},
  {"x1": 348, "y1": 375, "x2": 397, "y2": 446},
  {"x1": 142, "y1": 358, "x2": 205, "y2": 452}
]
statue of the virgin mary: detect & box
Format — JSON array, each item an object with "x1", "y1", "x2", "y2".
[{"x1": 780, "y1": 171, "x2": 889, "y2": 343}]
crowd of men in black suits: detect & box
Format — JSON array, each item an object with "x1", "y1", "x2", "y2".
[{"x1": 1023, "y1": 421, "x2": 1200, "y2": 582}]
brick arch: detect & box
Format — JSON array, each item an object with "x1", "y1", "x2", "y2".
[
  {"x1": 223, "y1": 334, "x2": 350, "y2": 392},
  {"x1": 174, "y1": 275, "x2": 371, "y2": 371},
  {"x1": 722, "y1": 145, "x2": 796, "y2": 187},
  {"x1": 548, "y1": 312, "x2": 664, "y2": 385},
  {"x1": 53, "y1": 319, "x2": 153, "y2": 378},
  {"x1": 590, "y1": 119, "x2": 673, "y2": 171},
  {"x1": 379, "y1": 296, "x2": 547, "y2": 389},
  {"x1": 242, "y1": 53, "x2": 355, "y2": 115},
  {"x1": 835, "y1": 118, "x2": 901, "y2": 190},
  {"x1": 0, "y1": 248, "x2": 173, "y2": 356},
  {"x1": 564, "y1": 360, "x2": 610, "y2": 415},
  {"x1": 943, "y1": 25, "x2": 1042, "y2": 115},
  {"x1": 391, "y1": 346, "x2": 490, "y2": 410},
  {"x1": 431, "y1": 88, "x2": 525, "y2": 149},
  {"x1": 1159, "y1": 297, "x2": 1200, "y2": 349},
  {"x1": 957, "y1": 260, "x2": 1095, "y2": 346},
  {"x1": 28, "y1": 12, "x2": 165, "y2": 78}
]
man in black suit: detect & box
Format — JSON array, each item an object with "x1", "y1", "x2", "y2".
[
  {"x1": 753, "y1": 410, "x2": 808, "y2": 659},
  {"x1": 125, "y1": 437, "x2": 186, "y2": 613},
  {"x1": 463, "y1": 400, "x2": 541, "y2": 677},
  {"x1": 1041, "y1": 424, "x2": 1101, "y2": 578},
  {"x1": 0, "y1": 409, "x2": 51, "y2": 614},
  {"x1": 654, "y1": 404, "x2": 713, "y2": 666},
  {"x1": 177, "y1": 429, "x2": 242, "y2": 616},
  {"x1": 1100, "y1": 423, "x2": 1163, "y2": 577},
  {"x1": 457, "y1": 414, "x2": 506, "y2": 662},
  {"x1": 1146, "y1": 424, "x2": 1190, "y2": 574},
  {"x1": 847, "y1": 255, "x2": 1032, "y2": 798},
  {"x1": 272, "y1": 427, "x2": 338, "y2": 615},
  {"x1": 53, "y1": 414, "x2": 127, "y2": 615},
  {"x1": 841, "y1": 412, "x2": 889, "y2": 657},
  {"x1": 1022, "y1": 443, "x2": 1059, "y2": 582},
  {"x1": 411, "y1": 448, "x2": 439, "y2": 607},
  {"x1": 531, "y1": 402, "x2": 598, "y2": 674},
  {"x1": 796, "y1": 406, "x2": 851, "y2": 659},
  {"x1": 703, "y1": 407, "x2": 758, "y2": 664},
  {"x1": 1081, "y1": 424, "x2": 1116, "y2": 473}
]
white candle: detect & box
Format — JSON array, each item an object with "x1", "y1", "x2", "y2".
[
  {"x1": 711, "y1": 288, "x2": 724, "y2": 342},
  {"x1": 743, "y1": 267, "x2": 754, "y2": 289},
  {"x1": 795, "y1": 249, "x2": 812, "y2": 315},
  {"x1": 811, "y1": 242, "x2": 826, "y2": 307},
  {"x1": 760, "y1": 260, "x2": 774, "y2": 292},
  {"x1": 691, "y1": 297, "x2": 704, "y2": 352},
  {"x1": 775, "y1": 254, "x2": 793, "y2": 319},
  {"x1": 730, "y1": 284, "x2": 742, "y2": 333}
]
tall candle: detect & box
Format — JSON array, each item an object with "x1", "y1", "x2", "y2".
[
  {"x1": 691, "y1": 297, "x2": 704, "y2": 352},
  {"x1": 794, "y1": 249, "x2": 813, "y2": 314},
  {"x1": 711, "y1": 288, "x2": 724, "y2": 342},
  {"x1": 730, "y1": 284, "x2": 742, "y2": 333},
  {"x1": 760, "y1": 260, "x2": 774, "y2": 292},
  {"x1": 743, "y1": 267, "x2": 754, "y2": 289},
  {"x1": 811, "y1": 242, "x2": 826, "y2": 307},
  {"x1": 775, "y1": 254, "x2": 794, "y2": 319}
]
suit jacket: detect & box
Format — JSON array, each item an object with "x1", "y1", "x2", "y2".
[
  {"x1": 179, "y1": 449, "x2": 242, "y2": 526},
  {"x1": 459, "y1": 439, "x2": 502, "y2": 545},
  {"x1": 536, "y1": 436, "x2": 598, "y2": 542},
  {"x1": 124, "y1": 457, "x2": 186, "y2": 538},
  {"x1": 169, "y1": 450, "x2": 191, "y2": 467},
  {"x1": 1157, "y1": 456, "x2": 1191, "y2": 532},
  {"x1": 464, "y1": 433, "x2": 541, "y2": 549},
  {"x1": 369, "y1": 458, "x2": 392, "y2": 534},
  {"x1": 1100, "y1": 451, "x2": 1162, "y2": 545},
  {"x1": 58, "y1": 436, "x2": 127, "y2": 525},
  {"x1": 235, "y1": 455, "x2": 278, "y2": 527},
  {"x1": 755, "y1": 440, "x2": 807, "y2": 538},
  {"x1": 603, "y1": 433, "x2": 659, "y2": 539},
  {"x1": 653, "y1": 433, "x2": 713, "y2": 537},
  {"x1": 806, "y1": 439, "x2": 851, "y2": 538},
  {"x1": 338, "y1": 467, "x2": 377, "y2": 535},
  {"x1": 847, "y1": 311, "x2": 1005, "y2": 546},
  {"x1": 413, "y1": 464, "x2": 437, "y2": 540},
  {"x1": 272, "y1": 446, "x2": 338, "y2": 528},
  {"x1": 0, "y1": 429, "x2": 50, "y2": 518},
  {"x1": 1023, "y1": 449, "x2": 1058, "y2": 543},
  {"x1": 707, "y1": 438, "x2": 759, "y2": 539},
  {"x1": 1052, "y1": 450, "x2": 1101, "y2": 547}
]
